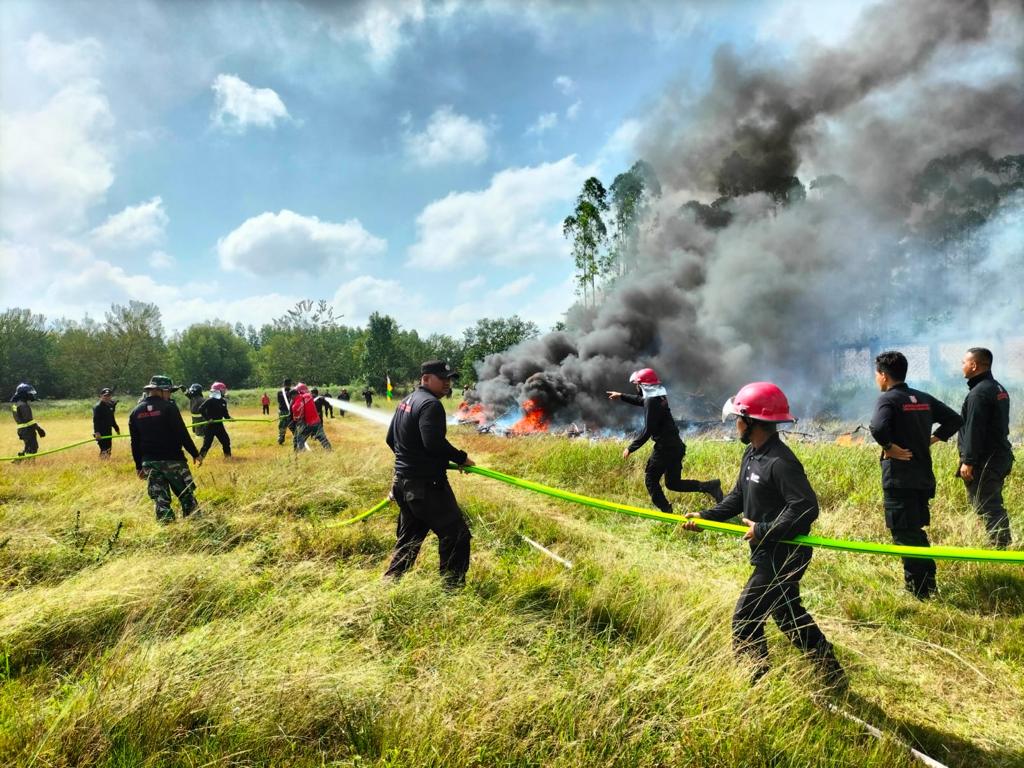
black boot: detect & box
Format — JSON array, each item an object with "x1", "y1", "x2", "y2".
[
  {"x1": 703, "y1": 479, "x2": 724, "y2": 503},
  {"x1": 811, "y1": 643, "x2": 847, "y2": 692}
]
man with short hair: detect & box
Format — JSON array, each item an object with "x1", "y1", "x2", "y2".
[
  {"x1": 684, "y1": 382, "x2": 844, "y2": 689},
  {"x1": 870, "y1": 351, "x2": 962, "y2": 599},
  {"x1": 129, "y1": 375, "x2": 202, "y2": 523},
  {"x1": 277, "y1": 377, "x2": 296, "y2": 445},
  {"x1": 92, "y1": 387, "x2": 120, "y2": 458},
  {"x1": 384, "y1": 360, "x2": 474, "y2": 588},
  {"x1": 958, "y1": 347, "x2": 1014, "y2": 548}
]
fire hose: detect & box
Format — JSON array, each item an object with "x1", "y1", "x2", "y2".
[
  {"x1": 0, "y1": 417, "x2": 277, "y2": 462},
  {"x1": 339, "y1": 463, "x2": 1024, "y2": 565}
]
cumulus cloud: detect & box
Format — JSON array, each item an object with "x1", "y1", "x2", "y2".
[
  {"x1": 332, "y1": 275, "x2": 419, "y2": 325},
  {"x1": 0, "y1": 73, "x2": 114, "y2": 238},
  {"x1": 553, "y1": 74, "x2": 575, "y2": 94},
  {"x1": 211, "y1": 74, "x2": 290, "y2": 132},
  {"x1": 404, "y1": 106, "x2": 490, "y2": 167},
  {"x1": 217, "y1": 209, "x2": 386, "y2": 276},
  {"x1": 24, "y1": 32, "x2": 104, "y2": 83},
  {"x1": 526, "y1": 111, "x2": 558, "y2": 135},
  {"x1": 90, "y1": 196, "x2": 168, "y2": 249},
  {"x1": 407, "y1": 155, "x2": 593, "y2": 270}
]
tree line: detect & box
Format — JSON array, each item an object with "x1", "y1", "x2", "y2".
[{"x1": 0, "y1": 300, "x2": 539, "y2": 399}]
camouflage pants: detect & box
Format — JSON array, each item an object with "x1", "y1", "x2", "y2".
[
  {"x1": 142, "y1": 460, "x2": 198, "y2": 522},
  {"x1": 294, "y1": 422, "x2": 332, "y2": 451},
  {"x1": 278, "y1": 414, "x2": 295, "y2": 444}
]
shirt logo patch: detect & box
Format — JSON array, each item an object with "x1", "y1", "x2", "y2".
[
  {"x1": 748, "y1": 473, "x2": 761, "y2": 484},
  {"x1": 909, "y1": 395, "x2": 918, "y2": 403}
]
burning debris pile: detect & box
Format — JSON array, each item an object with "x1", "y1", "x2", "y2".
[{"x1": 466, "y1": 0, "x2": 1023, "y2": 430}]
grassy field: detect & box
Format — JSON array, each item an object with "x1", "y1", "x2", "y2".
[{"x1": 1, "y1": 402, "x2": 1022, "y2": 767}]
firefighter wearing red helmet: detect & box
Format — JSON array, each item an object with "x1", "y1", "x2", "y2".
[
  {"x1": 607, "y1": 368, "x2": 724, "y2": 513},
  {"x1": 684, "y1": 381, "x2": 845, "y2": 689},
  {"x1": 198, "y1": 381, "x2": 233, "y2": 461}
]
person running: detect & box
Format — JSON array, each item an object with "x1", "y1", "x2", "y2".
[
  {"x1": 92, "y1": 387, "x2": 120, "y2": 459},
  {"x1": 290, "y1": 383, "x2": 332, "y2": 451},
  {"x1": 198, "y1": 382, "x2": 232, "y2": 460},
  {"x1": 870, "y1": 350, "x2": 962, "y2": 599},
  {"x1": 384, "y1": 360, "x2": 474, "y2": 588},
  {"x1": 261, "y1": 392, "x2": 271, "y2": 415},
  {"x1": 10, "y1": 382, "x2": 45, "y2": 458},
  {"x1": 277, "y1": 378, "x2": 296, "y2": 445},
  {"x1": 608, "y1": 368, "x2": 722, "y2": 512},
  {"x1": 684, "y1": 382, "x2": 845, "y2": 689},
  {"x1": 129, "y1": 375, "x2": 201, "y2": 523}
]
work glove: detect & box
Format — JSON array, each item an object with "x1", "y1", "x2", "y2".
[{"x1": 37, "y1": 426, "x2": 46, "y2": 438}]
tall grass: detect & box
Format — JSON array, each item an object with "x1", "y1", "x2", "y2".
[{"x1": 1, "y1": 410, "x2": 1021, "y2": 766}]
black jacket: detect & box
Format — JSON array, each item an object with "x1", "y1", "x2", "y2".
[
  {"x1": 621, "y1": 393, "x2": 684, "y2": 454},
  {"x1": 959, "y1": 371, "x2": 1013, "y2": 475},
  {"x1": 314, "y1": 396, "x2": 327, "y2": 419},
  {"x1": 386, "y1": 386, "x2": 467, "y2": 479},
  {"x1": 199, "y1": 396, "x2": 231, "y2": 423},
  {"x1": 277, "y1": 387, "x2": 293, "y2": 416},
  {"x1": 129, "y1": 396, "x2": 199, "y2": 469},
  {"x1": 701, "y1": 433, "x2": 817, "y2": 568},
  {"x1": 869, "y1": 383, "x2": 962, "y2": 494},
  {"x1": 92, "y1": 400, "x2": 120, "y2": 436},
  {"x1": 11, "y1": 401, "x2": 41, "y2": 433},
  {"x1": 188, "y1": 393, "x2": 204, "y2": 416}
]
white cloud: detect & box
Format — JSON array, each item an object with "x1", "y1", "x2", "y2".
[
  {"x1": 756, "y1": 0, "x2": 876, "y2": 46},
  {"x1": 566, "y1": 99, "x2": 582, "y2": 121},
  {"x1": 526, "y1": 111, "x2": 558, "y2": 136},
  {"x1": 407, "y1": 155, "x2": 594, "y2": 270},
  {"x1": 493, "y1": 274, "x2": 535, "y2": 298},
  {"x1": 332, "y1": 275, "x2": 419, "y2": 325},
  {"x1": 595, "y1": 118, "x2": 641, "y2": 173},
  {"x1": 404, "y1": 106, "x2": 490, "y2": 167},
  {"x1": 0, "y1": 78, "x2": 114, "y2": 238},
  {"x1": 553, "y1": 75, "x2": 575, "y2": 94},
  {"x1": 24, "y1": 33, "x2": 104, "y2": 84},
  {"x1": 150, "y1": 250, "x2": 175, "y2": 269},
  {"x1": 457, "y1": 274, "x2": 486, "y2": 295},
  {"x1": 90, "y1": 196, "x2": 168, "y2": 249},
  {"x1": 211, "y1": 74, "x2": 290, "y2": 132},
  {"x1": 217, "y1": 209, "x2": 386, "y2": 276}
]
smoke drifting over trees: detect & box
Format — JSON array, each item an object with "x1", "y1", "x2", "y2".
[{"x1": 473, "y1": 0, "x2": 1024, "y2": 426}]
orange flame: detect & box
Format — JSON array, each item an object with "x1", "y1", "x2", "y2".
[
  {"x1": 456, "y1": 401, "x2": 489, "y2": 425},
  {"x1": 510, "y1": 399, "x2": 550, "y2": 435}
]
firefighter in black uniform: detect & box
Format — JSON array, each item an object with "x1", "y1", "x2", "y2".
[
  {"x1": 958, "y1": 347, "x2": 1014, "y2": 548},
  {"x1": 384, "y1": 360, "x2": 474, "y2": 587},
  {"x1": 311, "y1": 388, "x2": 327, "y2": 422},
  {"x1": 684, "y1": 382, "x2": 845, "y2": 688},
  {"x1": 277, "y1": 378, "x2": 296, "y2": 445},
  {"x1": 185, "y1": 383, "x2": 205, "y2": 438},
  {"x1": 869, "y1": 351, "x2": 962, "y2": 599},
  {"x1": 198, "y1": 382, "x2": 232, "y2": 460},
  {"x1": 608, "y1": 367, "x2": 723, "y2": 511},
  {"x1": 362, "y1": 387, "x2": 374, "y2": 408},
  {"x1": 338, "y1": 388, "x2": 350, "y2": 417},
  {"x1": 10, "y1": 382, "x2": 45, "y2": 457},
  {"x1": 129, "y1": 375, "x2": 202, "y2": 523},
  {"x1": 92, "y1": 387, "x2": 120, "y2": 458}
]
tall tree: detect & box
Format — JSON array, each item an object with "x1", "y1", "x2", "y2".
[
  {"x1": 102, "y1": 301, "x2": 167, "y2": 394},
  {"x1": 360, "y1": 312, "x2": 405, "y2": 391},
  {"x1": 169, "y1": 323, "x2": 254, "y2": 389},
  {"x1": 609, "y1": 160, "x2": 660, "y2": 276},
  {"x1": 461, "y1": 316, "x2": 539, "y2": 381},
  {"x1": 563, "y1": 177, "x2": 609, "y2": 307},
  {"x1": 0, "y1": 308, "x2": 55, "y2": 398}
]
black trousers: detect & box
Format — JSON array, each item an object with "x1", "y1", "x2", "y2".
[
  {"x1": 733, "y1": 549, "x2": 828, "y2": 677},
  {"x1": 17, "y1": 426, "x2": 38, "y2": 455},
  {"x1": 200, "y1": 422, "x2": 231, "y2": 457},
  {"x1": 645, "y1": 445, "x2": 703, "y2": 513},
  {"x1": 385, "y1": 476, "x2": 471, "y2": 586},
  {"x1": 324, "y1": 402, "x2": 334, "y2": 418},
  {"x1": 884, "y1": 488, "x2": 936, "y2": 598},
  {"x1": 262, "y1": 404, "x2": 270, "y2": 415},
  {"x1": 96, "y1": 437, "x2": 113, "y2": 455},
  {"x1": 964, "y1": 463, "x2": 1012, "y2": 548}
]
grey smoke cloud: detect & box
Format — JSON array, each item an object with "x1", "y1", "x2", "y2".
[{"x1": 472, "y1": 0, "x2": 1024, "y2": 425}]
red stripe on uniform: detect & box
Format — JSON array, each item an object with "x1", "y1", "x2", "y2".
[{"x1": 902, "y1": 404, "x2": 931, "y2": 411}]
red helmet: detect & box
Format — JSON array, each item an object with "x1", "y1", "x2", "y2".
[
  {"x1": 722, "y1": 382, "x2": 795, "y2": 423},
  {"x1": 211, "y1": 381, "x2": 227, "y2": 392},
  {"x1": 295, "y1": 382, "x2": 309, "y2": 395},
  {"x1": 628, "y1": 368, "x2": 661, "y2": 386}
]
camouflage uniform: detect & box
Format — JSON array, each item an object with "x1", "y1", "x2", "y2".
[
  {"x1": 142, "y1": 459, "x2": 198, "y2": 522},
  {"x1": 295, "y1": 421, "x2": 332, "y2": 451}
]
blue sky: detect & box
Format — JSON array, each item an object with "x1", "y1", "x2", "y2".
[{"x1": 0, "y1": 0, "x2": 871, "y2": 334}]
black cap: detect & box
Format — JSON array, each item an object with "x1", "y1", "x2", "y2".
[
  {"x1": 283, "y1": 377, "x2": 292, "y2": 386},
  {"x1": 99, "y1": 387, "x2": 113, "y2": 396},
  {"x1": 421, "y1": 360, "x2": 459, "y2": 379}
]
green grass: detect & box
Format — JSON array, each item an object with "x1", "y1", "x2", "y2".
[{"x1": 1, "y1": 411, "x2": 1022, "y2": 766}]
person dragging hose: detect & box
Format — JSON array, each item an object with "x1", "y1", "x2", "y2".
[
  {"x1": 684, "y1": 382, "x2": 845, "y2": 690},
  {"x1": 198, "y1": 381, "x2": 232, "y2": 460},
  {"x1": 608, "y1": 368, "x2": 723, "y2": 513},
  {"x1": 10, "y1": 382, "x2": 45, "y2": 458},
  {"x1": 129, "y1": 375, "x2": 202, "y2": 523}
]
